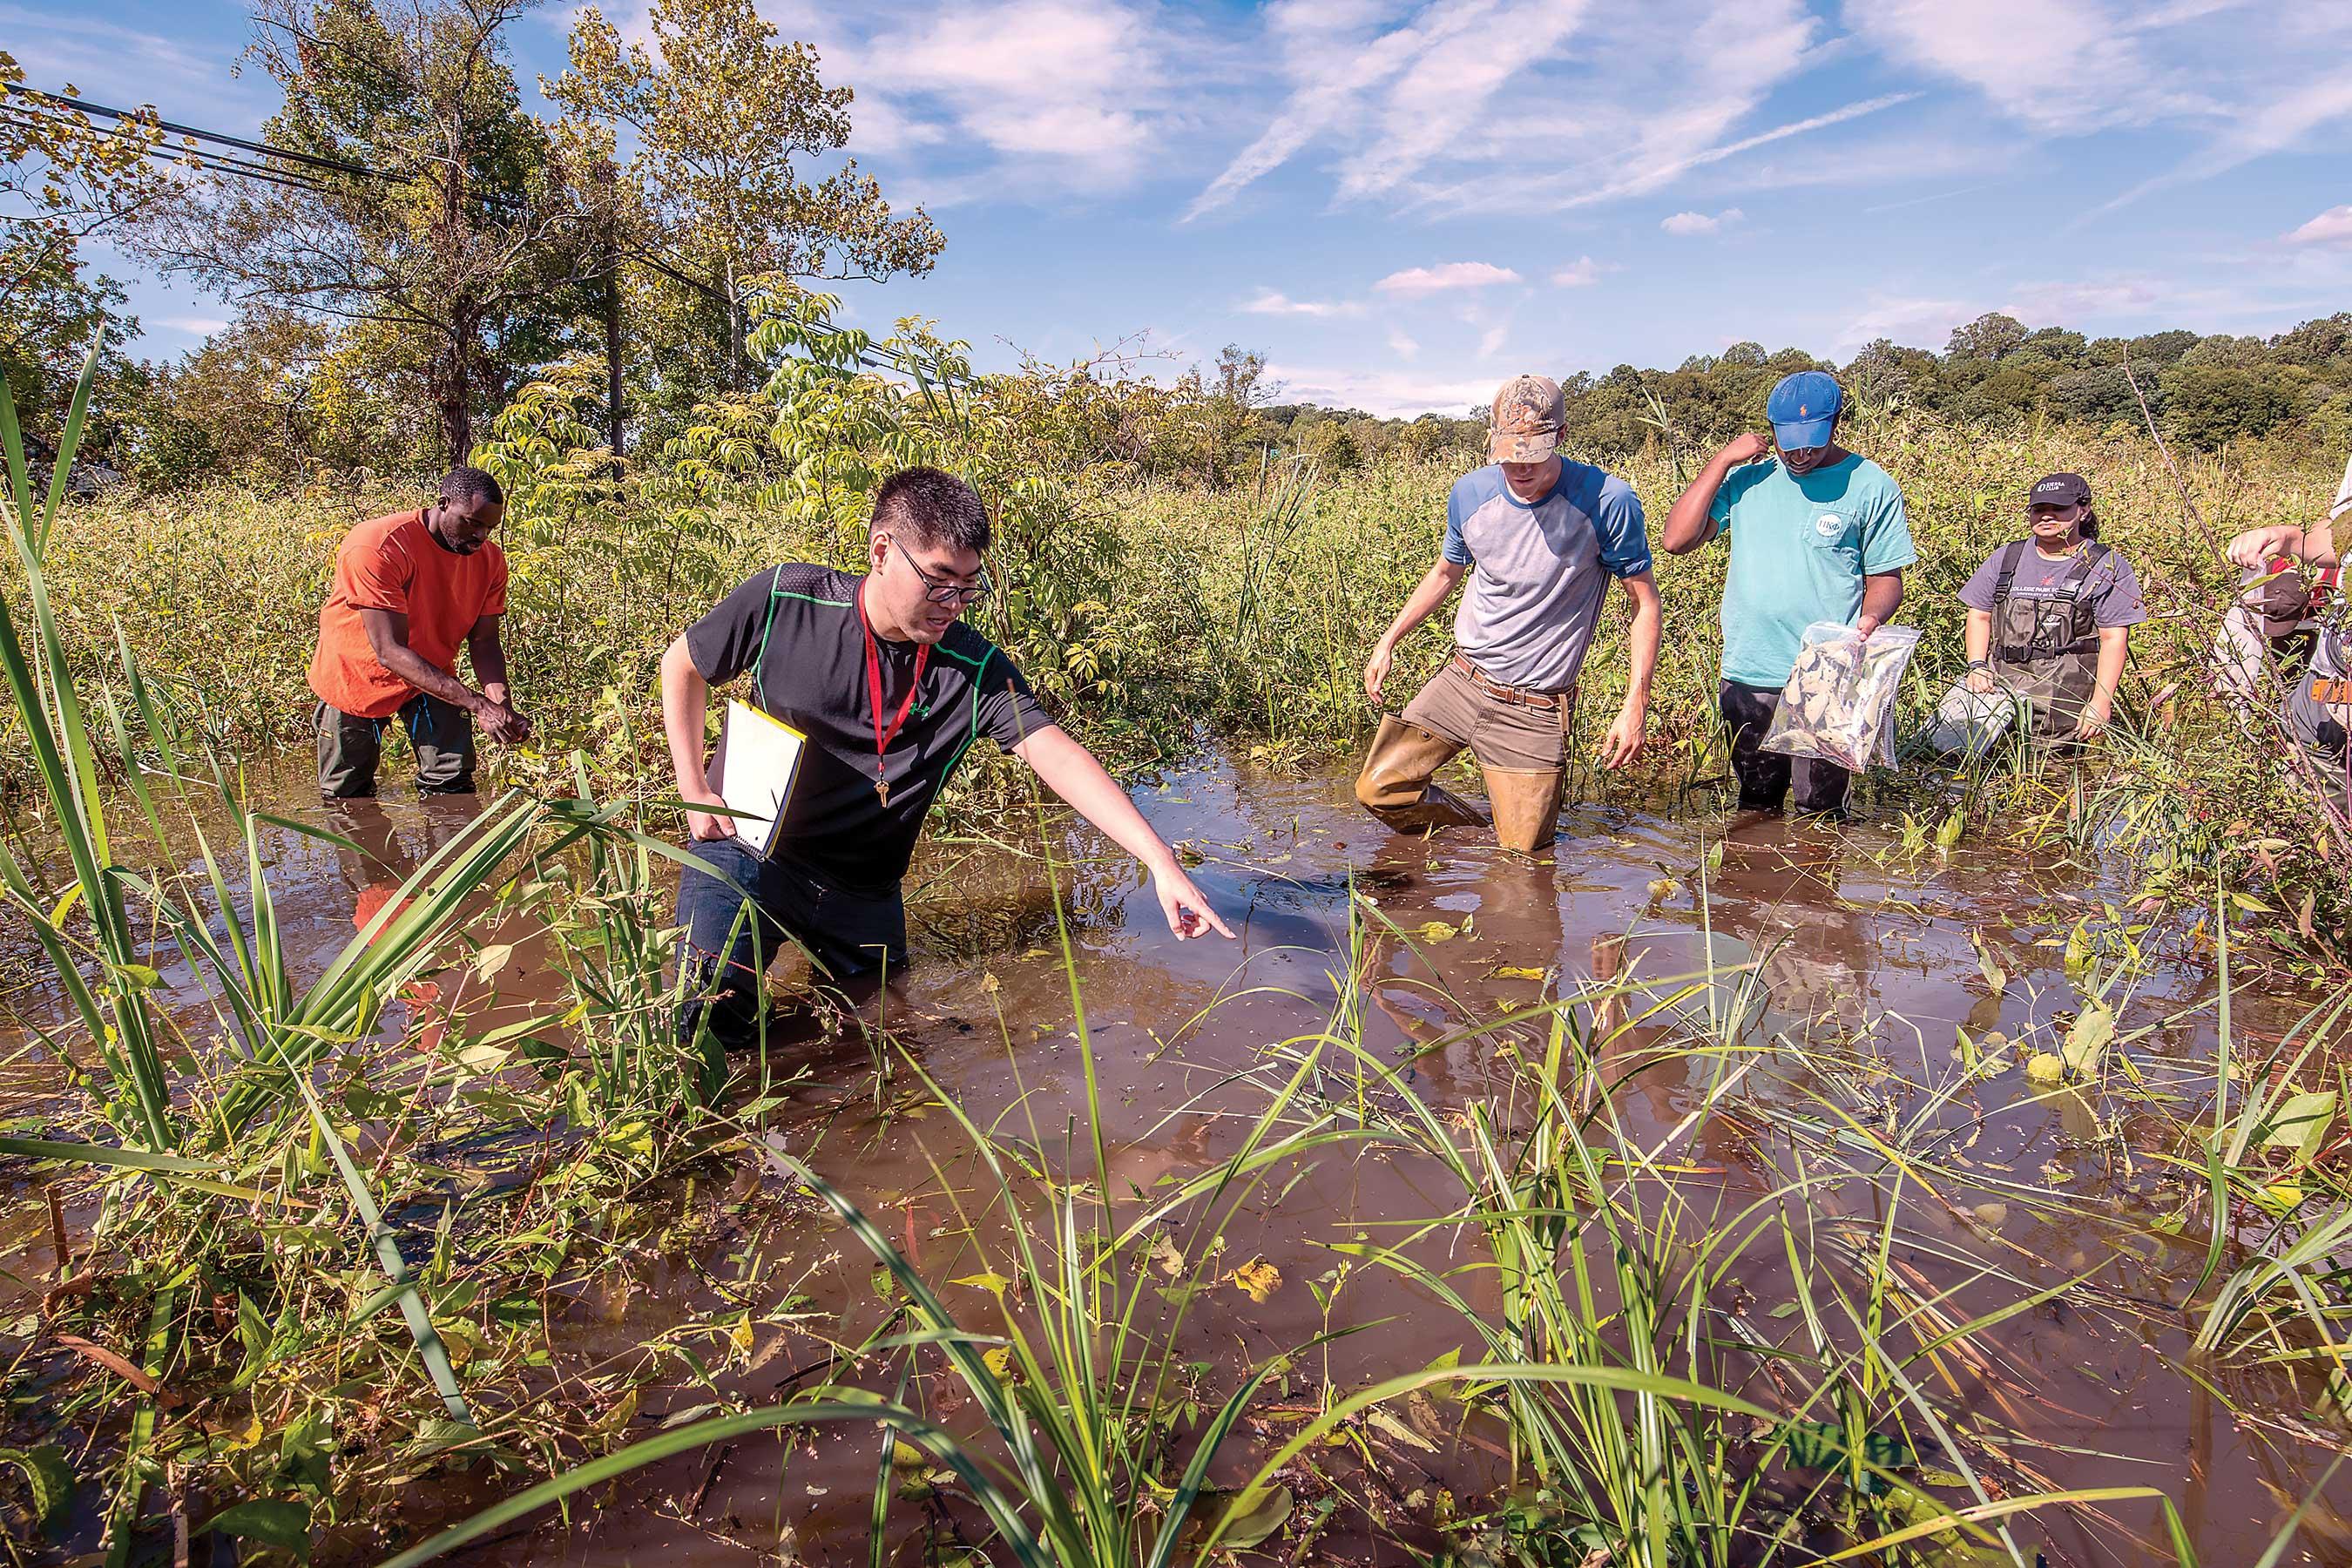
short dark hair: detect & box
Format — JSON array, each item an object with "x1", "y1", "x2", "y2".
[
  {"x1": 872, "y1": 466, "x2": 990, "y2": 554},
  {"x1": 2078, "y1": 505, "x2": 2101, "y2": 541},
  {"x1": 440, "y1": 466, "x2": 504, "y2": 509}
]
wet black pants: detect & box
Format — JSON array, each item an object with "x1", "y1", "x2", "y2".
[
  {"x1": 672, "y1": 837, "x2": 908, "y2": 1050},
  {"x1": 1718, "y1": 679, "x2": 1853, "y2": 816},
  {"x1": 314, "y1": 694, "x2": 475, "y2": 798}
]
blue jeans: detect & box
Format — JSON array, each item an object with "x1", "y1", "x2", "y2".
[{"x1": 672, "y1": 838, "x2": 907, "y2": 1050}]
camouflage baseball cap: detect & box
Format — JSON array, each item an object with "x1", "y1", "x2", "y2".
[{"x1": 1489, "y1": 375, "x2": 1564, "y2": 463}]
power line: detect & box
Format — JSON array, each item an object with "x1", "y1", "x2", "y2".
[
  {"x1": 3, "y1": 84, "x2": 524, "y2": 213},
  {"x1": 4, "y1": 82, "x2": 403, "y2": 186}
]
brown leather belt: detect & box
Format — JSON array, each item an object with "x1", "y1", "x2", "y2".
[{"x1": 1450, "y1": 652, "x2": 1569, "y2": 709}]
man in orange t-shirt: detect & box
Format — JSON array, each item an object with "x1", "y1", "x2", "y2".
[{"x1": 307, "y1": 466, "x2": 531, "y2": 797}]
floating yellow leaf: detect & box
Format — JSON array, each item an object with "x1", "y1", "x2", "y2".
[
  {"x1": 950, "y1": 1271, "x2": 1012, "y2": 1296},
  {"x1": 981, "y1": 1345, "x2": 1017, "y2": 1382},
  {"x1": 2256, "y1": 1182, "x2": 2305, "y2": 1215},
  {"x1": 1230, "y1": 1257, "x2": 1281, "y2": 1303},
  {"x1": 1490, "y1": 965, "x2": 1547, "y2": 981},
  {"x1": 2024, "y1": 1052, "x2": 2065, "y2": 1086},
  {"x1": 1971, "y1": 1202, "x2": 2008, "y2": 1228},
  {"x1": 1414, "y1": 921, "x2": 1457, "y2": 943}
]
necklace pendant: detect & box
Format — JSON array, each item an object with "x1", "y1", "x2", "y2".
[{"x1": 875, "y1": 776, "x2": 890, "y2": 807}]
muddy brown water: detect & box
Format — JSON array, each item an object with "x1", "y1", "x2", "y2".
[{"x1": 5, "y1": 754, "x2": 2352, "y2": 1565}]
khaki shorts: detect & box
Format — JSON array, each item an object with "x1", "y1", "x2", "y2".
[{"x1": 1401, "y1": 660, "x2": 1572, "y2": 771}]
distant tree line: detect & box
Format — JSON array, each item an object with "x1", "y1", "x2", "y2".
[{"x1": 1243, "y1": 313, "x2": 2352, "y2": 478}]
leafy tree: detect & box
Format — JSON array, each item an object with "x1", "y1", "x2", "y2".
[
  {"x1": 2271, "y1": 313, "x2": 2352, "y2": 369},
  {"x1": 127, "y1": 308, "x2": 331, "y2": 488},
  {"x1": 2161, "y1": 363, "x2": 2306, "y2": 449},
  {"x1": 545, "y1": 0, "x2": 943, "y2": 398},
  {"x1": 133, "y1": 0, "x2": 609, "y2": 463},
  {"x1": 0, "y1": 51, "x2": 177, "y2": 431},
  {"x1": 2045, "y1": 365, "x2": 2141, "y2": 428},
  {"x1": 1945, "y1": 312, "x2": 2028, "y2": 362},
  {"x1": 2125, "y1": 329, "x2": 2199, "y2": 368}
]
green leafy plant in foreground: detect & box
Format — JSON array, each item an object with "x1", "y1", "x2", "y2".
[
  {"x1": 0, "y1": 342, "x2": 730, "y2": 1560},
  {"x1": 375, "y1": 892, "x2": 2207, "y2": 1568}
]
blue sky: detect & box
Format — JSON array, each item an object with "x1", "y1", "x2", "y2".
[{"x1": 12, "y1": 0, "x2": 2352, "y2": 416}]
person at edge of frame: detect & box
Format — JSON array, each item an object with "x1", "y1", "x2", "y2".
[
  {"x1": 1659, "y1": 369, "x2": 1916, "y2": 817},
  {"x1": 1353, "y1": 373, "x2": 1663, "y2": 855},
  {"x1": 307, "y1": 465, "x2": 531, "y2": 799},
  {"x1": 659, "y1": 464, "x2": 1234, "y2": 1051},
  {"x1": 2223, "y1": 450, "x2": 2351, "y2": 815},
  {"x1": 1946, "y1": 472, "x2": 2148, "y2": 747}
]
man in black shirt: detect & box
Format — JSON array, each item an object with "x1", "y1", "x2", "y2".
[{"x1": 661, "y1": 466, "x2": 1233, "y2": 1048}]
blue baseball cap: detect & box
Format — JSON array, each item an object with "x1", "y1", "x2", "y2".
[{"x1": 1765, "y1": 370, "x2": 1843, "y2": 451}]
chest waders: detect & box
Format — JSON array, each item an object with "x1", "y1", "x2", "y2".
[
  {"x1": 1989, "y1": 540, "x2": 2111, "y2": 738},
  {"x1": 2285, "y1": 625, "x2": 2352, "y2": 815}
]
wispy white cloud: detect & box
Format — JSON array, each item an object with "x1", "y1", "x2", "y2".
[
  {"x1": 1375, "y1": 260, "x2": 1521, "y2": 296},
  {"x1": 1186, "y1": 0, "x2": 1903, "y2": 223},
  {"x1": 1263, "y1": 361, "x2": 1496, "y2": 418},
  {"x1": 1551, "y1": 256, "x2": 1607, "y2": 287},
  {"x1": 1185, "y1": 0, "x2": 1587, "y2": 220},
  {"x1": 1386, "y1": 326, "x2": 1420, "y2": 361},
  {"x1": 156, "y1": 315, "x2": 229, "y2": 336},
  {"x1": 810, "y1": 0, "x2": 1227, "y2": 194},
  {"x1": 2285, "y1": 205, "x2": 2352, "y2": 248},
  {"x1": 1847, "y1": 0, "x2": 2352, "y2": 212},
  {"x1": 1239, "y1": 288, "x2": 1364, "y2": 318},
  {"x1": 1830, "y1": 295, "x2": 1976, "y2": 356},
  {"x1": 0, "y1": 4, "x2": 270, "y2": 128},
  {"x1": 1660, "y1": 207, "x2": 1743, "y2": 237}
]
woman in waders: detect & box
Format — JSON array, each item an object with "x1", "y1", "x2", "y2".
[{"x1": 1952, "y1": 472, "x2": 2148, "y2": 747}]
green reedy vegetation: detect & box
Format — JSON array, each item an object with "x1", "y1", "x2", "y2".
[{"x1": 17, "y1": 319, "x2": 2346, "y2": 945}]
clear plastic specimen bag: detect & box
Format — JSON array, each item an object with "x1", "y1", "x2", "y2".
[{"x1": 1761, "y1": 621, "x2": 1923, "y2": 772}]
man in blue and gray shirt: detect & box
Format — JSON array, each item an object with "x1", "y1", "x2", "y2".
[{"x1": 1355, "y1": 374, "x2": 1663, "y2": 854}]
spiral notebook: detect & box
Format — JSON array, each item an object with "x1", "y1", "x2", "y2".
[{"x1": 708, "y1": 700, "x2": 808, "y2": 856}]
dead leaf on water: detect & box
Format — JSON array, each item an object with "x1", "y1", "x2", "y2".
[
  {"x1": 1229, "y1": 1257, "x2": 1281, "y2": 1302},
  {"x1": 1367, "y1": 1406, "x2": 1436, "y2": 1452},
  {"x1": 1415, "y1": 921, "x2": 1457, "y2": 943},
  {"x1": 1146, "y1": 1233, "x2": 1185, "y2": 1278}
]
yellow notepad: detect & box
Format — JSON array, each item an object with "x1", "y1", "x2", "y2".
[{"x1": 708, "y1": 700, "x2": 807, "y2": 856}]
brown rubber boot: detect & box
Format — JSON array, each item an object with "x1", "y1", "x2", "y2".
[
  {"x1": 1355, "y1": 718, "x2": 1484, "y2": 833},
  {"x1": 1482, "y1": 764, "x2": 1565, "y2": 855}
]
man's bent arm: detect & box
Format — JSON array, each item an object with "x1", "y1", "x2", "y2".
[
  {"x1": 1662, "y1": 435, "x2": 1768, "y2": 554},
  {"x1": 1013, "y1": 724, "x2": 1235, "y2": 939},
  {"x1": 1377, "y1": 559, "x2": 1467, "y2": 653},
  {"x1": 1856, "y1": 571, "x2": 1904, "y2": 638},
  {"x1": 1365, "y1": 558, "x2": 1466, "y2": 702},
  {"x1": 660, "y1": 635, "x2": 730, "y2": 838},
  {"x1": 1965, "y1": 608, "x2": 1993, "y2": 666},
  {"x1": 466, "y1": 616, "x2": 514, "y2": 709},
  {"x1": 358, "y1": 606, "x2": 490, "y2": 712},
  {"x1": 1619, "y1": 571, "x2": 1662, "y2": 710}
]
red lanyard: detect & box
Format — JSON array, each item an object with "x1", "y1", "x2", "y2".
[{"x1": 857, "y1": 582, "x2": 928, "y2": 805}]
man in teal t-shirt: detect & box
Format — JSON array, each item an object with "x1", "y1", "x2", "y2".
[{"x1": 1661, "y1": 370, "x2": 1916, "y2": 815}]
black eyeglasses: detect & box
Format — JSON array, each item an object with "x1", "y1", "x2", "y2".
[{"x1": 887, "y1": 536, "x2": 991, "y2": 607}]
